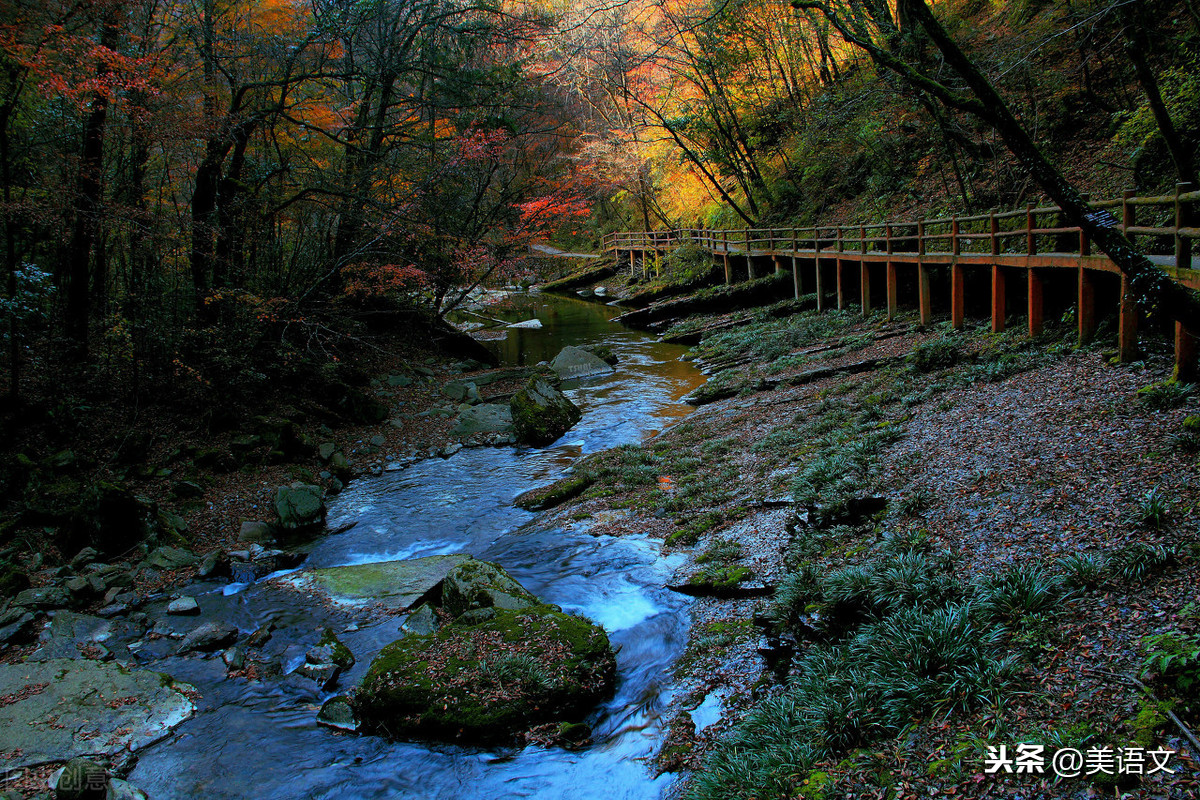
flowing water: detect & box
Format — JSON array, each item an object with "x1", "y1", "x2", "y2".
[{"x1": 128, "y1": 293, "x2": 707, "y2": 799}]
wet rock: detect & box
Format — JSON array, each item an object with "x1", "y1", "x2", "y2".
[
  {"x1": 441, "y1": 443, "x2": 463, "y2": 458},
  {"x1": 0, "y1": 658, "x2": 195, "y2": 769},
  {"x1": 580, "y1": 344, "x2": 618, "y2": 365},
  {"x1": 356, "y1": 603, "x2": 616, "y2": 744},
  {"x1": 166, "y1": 596, "x2": 199, "y2": 615},
  {"x1": 506, "y1": 318, "x2": 543, "y2": 329},
  {"x1": 53, "y1": 757, "x2": 108, "y2": 799},
  {"x1": 281, "y1": 554, "x2": 470, "y2": 611},
  {"x1": 177, "y1": 621, "x2": 239, "y2": 654},
  {"x1": 222, "y1": 645, "x2": 246, "y2": 671},
  {"x1": 237, "y1": 521, "x2": 276, "y2": 544},
  {"x1": 196, "y1": 550, "x2": 226, "y2": 578},
  {"x1": 30, "y1": 612, "x2": 133, "y2": 662},
  {"x1": 15, "y1": 586, "x2": 71, "y2": 610},
  {"x1": 441, "y1": 559, "x2": 538, "y2": 618},
  {"x1": 559, "y1": 721, "x2": 592, "y2": 743},
  {"x1": 142, "y1": 546, "x2": 198, "y2": 571},
  {"x1": 313, "y1": 629, "x2": 355, "y2": 669},
  {"x1": 449, "y1": 404, "x2": 514, "y2": 436},
  {"x1": 273, "y1": 483, "x2": 326, "y2": 531},
  {"x1": 510, "y1": 378, "x2": 581, "y2": 446},
  {"x1": 549, "y1": 345, "x2": 615, "y2": 380},
  {"x1": 402, "y1": 604, "x2": 441, "y2": 636},
  {"x1": 105, "y1": 779, "x2": 148, "y2": 800},
  {"x1": 296, "y1": 661, "x2": 339, "y2": 690},
  {"x1": 316, "y1": 696, "x2": 359, "y2": 732}
]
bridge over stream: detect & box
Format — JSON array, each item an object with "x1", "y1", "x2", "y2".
[{"x1": 604, "y1": 184, "x2": 1200, "y2": 379}]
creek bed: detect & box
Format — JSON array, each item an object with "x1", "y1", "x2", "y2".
[{"x1": 128, "y1": 294, "x2": 707, "y2": 799}]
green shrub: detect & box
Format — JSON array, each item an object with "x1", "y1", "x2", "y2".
[
  {"x1": 976, "y1": 563, "x2": 1063, "y2": 621},
  {"x1": 1137, "y1": 380, "x2": 1195, "y2": 410},
  {"x1": 907, "y1": 337, "x2": 964, "y2": 373},
  {"x1": 1056, "y1": 552, "x2": 1107, "y2": 590},
  {"x1": 1110, "y1": 542, "x2": 1175, "y2": 583},
  {"x1": 1135, "y1": 488, "x2": 1172, "y2": 530}
]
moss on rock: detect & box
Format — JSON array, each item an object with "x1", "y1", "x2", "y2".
[
  {"x1": 355, "y1": 605, "x2": 616, "y2": 743},
  {"x1": 510, "y1": 377, "x2": 581, "y2": 446}
]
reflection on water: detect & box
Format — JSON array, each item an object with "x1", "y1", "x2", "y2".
[{"x1": 130, "y1": 293, "x2": 705, "y2": 800}]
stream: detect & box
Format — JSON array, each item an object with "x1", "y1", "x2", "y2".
[{"x1": 127, "y1": 293, "x2": 707, "y2": 799}]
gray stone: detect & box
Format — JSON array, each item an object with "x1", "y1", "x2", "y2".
[
  {"x1": 510, "y1": 378, "x2": 582, "y2": 446},
  {"x1": 69, "y1": 547, "x2": 100, "y2": 571},
  {"x1": 455, "y1": 607, "x2": 497, "y2": 625},
  {"x1": 30, "y1": 612, "x2": 131, "y2": 662},
  {"x1": 0, "y1": 658, "x2": 195, "y2": 768},
  {"x1": 142, "y1": 547, "x2": 198, "y2": 571},
  {"x1": 441, "y1": 558, "x2": 538, "y2": 618},
  {"x1": 166, "y1": 596, "x2": 199, "y2": 616},
  {"x1": 281, "y1": 554, "x2": 471, "y2": 611},
  {"x1": 273, "y1": 483, "x2": 325, "y2": 530},
  {"x1": 370, "y1": 434, "x2": 386, "y2": 447},
  {"x1": 87, "y1": 575, "x2": 106, "y2": 595},
  {"x1": 196, "y1": 550, "x2": 225, "y2": 578},
  {"x1": 238, "y1": 520, "x2": 276, "y2": 545},
  {"x1": 386, "y1": 374, "x2": 412, "y2": 387},
  {"x1": 296, "y1": 661, "x2": 339, "y2": 690},
  {"x1": 449, "y1": 404, "x2": 513, "y2": 436},
  {"x1": 506, "y1": 318, "x2": 543, "y2": 329},
  {"x1": 65, "y1": 577, "x2": 91, "y2": 596},
  {"x1": 15, "y1": 586, "x2": 71, "y2": 609},
  {"x1": 105, "y1": 779, "x2": 148, "y2": 800},
  {"x1": 222, "y1": 645, "x2": 246, "y2": 670},
  {"x1": 549, "y1": 345, "x2": 615, "y2": 380},
  {"x1": 441, "y1": 443, "x2": 463, "y2": 458},
  {"x1": 52, "y1": 757, "x2": 107, "y2": 799},
  {"x1": 317, "y1": 442, "x2": 337, "y2": 461},
  {"x1": 316, "y1": 696, "x2": 359, "y2": 732},
  {"x1": 0, "y1": 611, "x2": 33, "y2": 644},
  {"x1": 402, "y1": 604, "x2": 441, "y2": 636},
  {"x1": 177, "y1": 621, "x2": 239, "y2": 654}
]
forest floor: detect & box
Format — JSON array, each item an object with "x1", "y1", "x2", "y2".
[{"x1": 529, "y1": 276, "x2": 1200, "y2": 799}]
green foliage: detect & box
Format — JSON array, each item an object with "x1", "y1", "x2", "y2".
[
  {"x1": 1135, "y1": 488, "x2": 1172, "y2": 530},
  {"x1": 1140, "y1": 631, "x2": 1200, "y2": 695},
  {"x1": 1137, "y1": 380, "x2": 1195, "y2": 410},
  {"x1": 1110, "y1": 542, "x2": 1176, "y2": 583},
  {"x1": 1056, "y1": 552, "x2": 1107, "y2": 590},
  {"x1": 907, "y1": 337, "x2": 964, "y2": 373},
  {"x1": 975, "y1": 564, "x2": 1064, "y2": 621}
]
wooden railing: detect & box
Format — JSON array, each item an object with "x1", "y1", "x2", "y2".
[
  {"x1": 601, "y1": 184, "x2": 1199, "y2": 376},
  {"x1": 603, "y1": 184, "x2": 1199, "y2": 273}
]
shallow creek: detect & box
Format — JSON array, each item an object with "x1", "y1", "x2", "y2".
[{"x1": 128, "y1": 293, "x2": 707, "y2": 799}]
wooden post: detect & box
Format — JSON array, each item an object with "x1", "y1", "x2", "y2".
[
  {"x1": 990, "y1": 212, "x2": 1000, "y2": 258},
  {"x1": 815, "y1": 228, "x2": 826, "y2": 312},
  {"x1": 1177, "y1": 182, "x2": 1195, "y2": 271},
  {"x1": 723, "y1": 231, "x2": 731, "y2": 285},
  {"x1": 860, "y1": 225, "x2": 870, "y2": 315},
  {"x1": 991, "y1": 265, "x2": 1006, "y2": 333},
  {"x1": 950, "y1": 217, "x2": 964, "y2": 329},
  {"x1": 1177, "y1": 323, "x2": 1198, "y2": 381},
  {"x1": 836, "y1": 227, "x2": 846, "y2": 310},
  {"x1": 792, "y1": 256, "x2": 801, "y2": 299},
  {"x1": 917, "y1": 221, "x2": 931, "y2": 326},
  {"x1": 1028, "y1": 270, "x2": 1044, "y2": 337},
  {"x1": 951, "y1": 264, "x2": 965, "y2": 330},
  {"x1": 1026, "y1": 205, "x2": 1036, "y2": 255},
  {"x1": 629, "y1": 250, "x2": 635, "y2": 276},
  {"x1": 1119, "y1": 273, "x2": 1138, "y2": 362},
  {"x1": 886, "y1": 224, "x2": 897, "y2": 321},
  {"x1": 1078, "y1": 267, "x2": 1096, "y2": 344}
]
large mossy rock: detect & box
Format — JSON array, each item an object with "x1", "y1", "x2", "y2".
[
  {"x1": 510, "y1": 378, "x2": 581, "y2": 446},
  {"x1": 272, "y1": 482, "x2": 325, "y2": 531},
  {"x1": 355, "y1": 604, "x2": 616, "y2": 743},
  {"x1": 441, "y1": 559, "x2": 539, "y2": 617},
  {"x1": 280, "y1": 554, "x2": 470, "y2": 611},
  {"x1": 549, "y1": 345, "x2": 615, "y2": 381}
]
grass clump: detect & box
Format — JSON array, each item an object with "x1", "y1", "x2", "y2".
[
  {"x1": 1135, "y1": 487, "x2": 1172, "y2": 530},
  {"x1": 1137, "y1": 380, "x2": 1195, "y2": 410},
  {"x1": 1110, "y1": 542, "x2": 1176, "y2": 583},
  {"x1": 975, "y1": 563, "x2": 1064, "y2": 622},
  {"x1": 1056, "y1": 552, "x2": 1108, "y2": 590},
  {"x1": 907, "y1": 336, "x2": 964, "y2": 373}
]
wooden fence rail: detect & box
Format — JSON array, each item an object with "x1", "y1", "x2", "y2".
[{"x1": 602, "y1": 185, "x2": 1200, "y2": 378}]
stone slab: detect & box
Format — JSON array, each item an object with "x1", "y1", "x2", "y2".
[{"x1": 280, "y1": 554, "x2": 471, "y2": 611}]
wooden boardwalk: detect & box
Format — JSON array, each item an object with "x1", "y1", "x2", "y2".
[{"x1": 604, "y1": 185, "x2": 1200, "y2": 378}]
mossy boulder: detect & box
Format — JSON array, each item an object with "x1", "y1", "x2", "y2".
[
  {"x1": 273, "y1": 482, "x2": 325, "y2": 531},
  {"x1": 510, "y1": 378, "x2": 581, "y2": 446},
  {"x1": 441, "y1": 559, "x2": 539, "y2": 618},
  {"x1": 355, "y1": 604, "x2": 616, "y2": 743},
  {"x1": 549, "y1": 345, "x2": 615, "y2": 381}
]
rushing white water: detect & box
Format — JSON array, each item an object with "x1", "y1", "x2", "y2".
[{"x1": 129, "y1": 294, "x2": 705, "y2": 799}]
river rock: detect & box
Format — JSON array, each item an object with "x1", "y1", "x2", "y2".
[
  {"x1": 402, "y1": 604, "x2": 441, "y2": 636},
  {"x1": 441, "y1": 559, "x2": 538, "y2": 618},
  {"x1": 166, "y1": 596, "x2": 200, "y2": 615},
  {"x1": 549, "y1": 345, "x2": 615, "y2": 380},
  {"x1": 355, "y1": 604, "x2": 616, "y2": 744},
  {"x1": 449, "y1": 404, "x2": 513, "y2": 436},
  {"x1": 273, "y1": 483, "x2": 326, "y2": 531},
  {"x1": 142, "y1": 546, "x2": 198, "y2": 571},
  {"x1": 238, "y1": 520, "x2": 276, "y2": 544},
  {"x1": 52, "y1": 757, "x2": 108, "y2": 799},
  {"x1": 0, "y1": 658, "x2": 195, "y2": 769},
  {"x1": 106, "y1": 779, "x2": 149, "y2": 800},
  {"x1": 29, "y1": 612, "x2": 137, "y2": 662},
  {"x1": 15, "y1": 586, "x2": 71, "y2": 610},
  {"x1": 177, "y1": 621, "x2": 239, "y2": 654},
  {"x1": 507, "y1": 318, "x2": 543, "y2": 329},
  {"x1": 69, "y1": 547, "x2": 100, "y2": 571},
  {"x1": 510, "y1": 377, "x2": 581, "y2": 446},
  {"x1": 317, "y1": 696, "x2": 359, "y2": 732},
  {"x1": 280, "y1": 554, "x2": 471, "y2": 611},
  {"x1": 0, "y1": 610, "x2": 34, "y2": 644},
  {"x1": 197, "y1": 550, "x2": 227, "y2": 578}
]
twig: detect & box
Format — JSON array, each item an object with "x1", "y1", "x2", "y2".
[{"x1": 1085, "y1": 668, "x2": 1200, "y2": 755}]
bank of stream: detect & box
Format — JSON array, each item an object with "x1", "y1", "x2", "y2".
[{"x1": 124, "y1": 293, "x2": 707, "y2": 799}]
